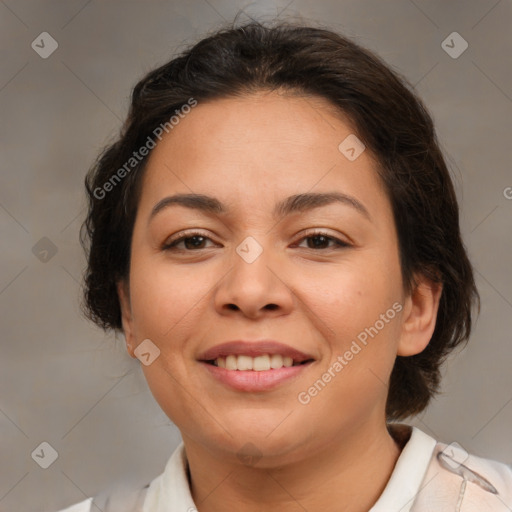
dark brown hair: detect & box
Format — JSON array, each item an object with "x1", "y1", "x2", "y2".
[{"x1": 80, "y1": 19, "x2": 479, "y2": 420}]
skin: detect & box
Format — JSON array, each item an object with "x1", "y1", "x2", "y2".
[{"x1": 117, "y1": 90, "x2": 442, "y2": 512}]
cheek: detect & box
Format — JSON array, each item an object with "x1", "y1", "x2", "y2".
[
  {"x1": 140, "y1": 362, "x2": 203, "y2": 433},
  {"x1": 298, "y1": 254, "x2": 403, "y2": 389},
  {"x1": 129, "y1": 258, "x2": 212, "y2": 339},
  {"x1": 299, "y1": 257, "x2": 401, "y2": 334}
]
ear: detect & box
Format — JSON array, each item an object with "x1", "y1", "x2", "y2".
[
  {"x1": 117, "y1": 279, "x2": 137, "y2": 359},
  {"x1": 397, "y1": 274, "x2": 443, "y2": 357}
]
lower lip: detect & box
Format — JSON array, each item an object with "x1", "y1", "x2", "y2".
[{"x1": 199, "y1": 361, "x2": 313, "y2": 392}]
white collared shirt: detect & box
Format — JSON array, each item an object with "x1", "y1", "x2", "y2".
[{"x1": 57, "y1": 426, "x2": 512, "y2": 511}]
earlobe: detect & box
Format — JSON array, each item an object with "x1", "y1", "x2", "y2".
[
  {"x1": 397, "y1": 274, "x2": 443, "y2": 357},
  {"x1": 116, "y1": 280, "x2": 137, "y2": 359}
]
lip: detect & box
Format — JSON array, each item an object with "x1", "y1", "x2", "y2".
[
  {"x1": 197, "y1": 340, "x2": 316, "y2": 392},
  {"x1": 199, "y1": 360, "x2": 315, "y2": 392},
  {"x1": 197, "y1": 340, "x2": 315, "y2": 363}
]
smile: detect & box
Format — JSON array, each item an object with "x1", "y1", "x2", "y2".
[
  {"x1": 208, "y1": 354, "x2": 314, "y2": 371},
  {"x1": 200, "y1": 358, "x2": 315, "y2": 392}
]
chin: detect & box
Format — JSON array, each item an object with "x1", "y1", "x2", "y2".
[{"x1": 200, "y1": 423, "x2": 309, "y2": 465}]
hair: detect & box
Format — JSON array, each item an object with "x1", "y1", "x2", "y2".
[{"x1": 80, "y1": 19, "x2": 480, "y2": 420}]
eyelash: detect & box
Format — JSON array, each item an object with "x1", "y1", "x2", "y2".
[{"x1": 161, "y1": 229, "x2": 351, "y2": 252}]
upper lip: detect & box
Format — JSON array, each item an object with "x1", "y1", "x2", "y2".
[{"x1": 198, "y1": 340, "x2": 315, "y2": 363}]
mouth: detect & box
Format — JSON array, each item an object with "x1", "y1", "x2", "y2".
[
  {"x1": 197, "y1": 340, "x2": 316, "y2": 392},
  {"x1": 203, "y1": 354, "x2": 315, "y2": 370}
]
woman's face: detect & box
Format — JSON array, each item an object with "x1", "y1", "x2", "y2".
[{"x1": 118, "y1": 91, "x2": 428, "y2": 465}]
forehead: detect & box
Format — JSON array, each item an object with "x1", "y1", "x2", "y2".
[
  {"x1": 148, "y1": 91, "x2": 355, "y2": 163},
  {"x1": 138, "y1": 91, "x2": 389, "y2": 219}
]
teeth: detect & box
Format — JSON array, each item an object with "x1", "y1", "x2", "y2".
[
  {"x1": 270, "y1": 354, "x2": 283, "y2": 369},
  {"x1": 237, "y1": 355, "x2": 253, "y2": 371},
  {"x1": 225, "y1": 355, "x2": 237, "y2": 370},
  {"x1": 214, "y1": 354, "x2": 300, "y2": 371},
  {"x1": 253, "y1": 355, "x2": 270, "y2": 371}
]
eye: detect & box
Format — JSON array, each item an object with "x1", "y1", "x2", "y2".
[
  {"x1": 294, "y1": 230, "x2": 351, "y2": 250},
  {"x1": 161, "y1": 231, "x2": 218, "y2": 251},
  {"x1": 161, "y1": 229, "x2": 351, "y2": 252}
]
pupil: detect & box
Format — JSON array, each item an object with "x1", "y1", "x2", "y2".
[
  {"x1": 185, "y1": 236, "x2": 205, "y2": 249},
  {"x1": 308, "y1": 235, "x2": 328, "y2": 249}
]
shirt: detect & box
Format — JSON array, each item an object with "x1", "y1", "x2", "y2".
[{"x1": 56, "y1": 425, "x2": 512, "y2": 511}]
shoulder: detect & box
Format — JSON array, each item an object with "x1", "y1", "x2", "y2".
[
  {"x1": 55, "y1": 497, "x2": 93, "y2": 512},
  {"x1": 53, "y1": 444, "x2": 187, "y2": 512},
  {"x1": 379, "y1": 425, "x2": 512, "y2": 511},
  {"x1": 54, "y1": 478, "x2": 150, "y2": 512},
  {"x1": 413, "y1": 436, "x2": 512, "y2": 511}
]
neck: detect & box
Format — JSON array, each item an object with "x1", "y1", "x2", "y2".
[{"x1": 183, "y1": 421, "x2": 402, "y2": 512}]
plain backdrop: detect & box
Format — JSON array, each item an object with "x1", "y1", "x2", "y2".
[{"x1": 1, "y1": 1, "x2": 511, "y2": 510}]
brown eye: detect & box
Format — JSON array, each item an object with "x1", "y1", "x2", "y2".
[
  {"x1": 295, "y1": 231, "x2": 350, "y2": 250},
  {"x1": 305, "y1": 234, "x2": 331, "y2": 249},
  {"x1": 162, "y1": 232, "x2": 216, "y2": 251},
  {"x1": 181, "y1": 235, "x2": 208, "y2": 250}
]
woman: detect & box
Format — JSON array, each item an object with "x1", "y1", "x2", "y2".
[{"x1": 59, "y1": 19, "x2": 512, "y2": 512}]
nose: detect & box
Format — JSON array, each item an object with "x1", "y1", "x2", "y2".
[{"x1": 213, "y1": 238, "x2": 294, "y2": 320}]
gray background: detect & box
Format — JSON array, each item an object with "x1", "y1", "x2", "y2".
[{"x1": 1, "y1": 1, "x2": 511, "y2": 510}]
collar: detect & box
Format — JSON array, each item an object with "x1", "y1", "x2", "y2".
[
  {"x1": 369, "y1": 425, "x2": 437, "y2": 512},
  {"x1": 143, "y1": 441, "x2": 195, "y2": 510}
]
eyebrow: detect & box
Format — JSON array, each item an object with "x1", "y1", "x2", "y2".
[{"x1": 148, "y1": 191, "x2": 371, "y2": 224}]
